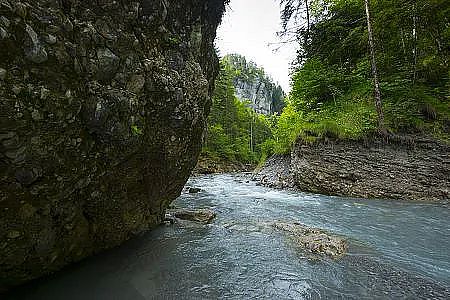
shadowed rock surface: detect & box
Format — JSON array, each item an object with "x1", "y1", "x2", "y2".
[
  {"x1": 0, "y1": 0, "x2": 226, "y2": 291},
  {"x1": 273, "y1": 222, "x2": 347, "y2": 258}
]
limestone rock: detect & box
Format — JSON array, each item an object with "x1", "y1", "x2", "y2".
[
  {"x1": 224, "y1": 54, "x2": 285, "y2": 115},
  {"x1": 96, "y1": 48, "x2": 119, "y2": 81},
  {"x1": 24, "y1": 25, "x2": 48, "y2": 64},
  {"x1": 274, "y1": 222, "x2": 347, "y2": 258},
  {"x1": 169, "y1": 208, "x2": 217, "y2": 224},
  {"x1": 0, "y1": 0, "x2": 226, "y2": 291}
]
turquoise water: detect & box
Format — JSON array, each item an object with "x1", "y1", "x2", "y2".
[{"x1": 8, "y1": 174, "x2": 450, "y2": 299}]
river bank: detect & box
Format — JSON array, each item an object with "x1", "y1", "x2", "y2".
[
  {"x1": 255, "y1": 135, "x2": 449, "y2": 202},
  {"x1": 193, "y1": 153, "x2": 255, "y2": 175}
]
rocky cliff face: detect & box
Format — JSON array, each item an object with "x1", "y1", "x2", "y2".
[
  {"x1": 224, "y1": 54, "x2": 285, "y2": 115},
  {"x1": 0, "y1": 0, "x2": 225, "y2": 291},
  {"x1": 256, "y1": 136, "x2": 449, "y2": 202}
]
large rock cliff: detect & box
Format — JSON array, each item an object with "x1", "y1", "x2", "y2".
[
  {"x1": 224, "y1": 54, "x2": 285, "y2": 115},
  {"x1": 256, "y1": 136, "x2": 449, "y2": 202},
  {"x1": 0, "y1": 0, "x2": 225, "y2": 291}
]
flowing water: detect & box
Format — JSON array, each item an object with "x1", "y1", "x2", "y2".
[{"x1": 8, "y1": 174, "x2": 450, "y2": 299}]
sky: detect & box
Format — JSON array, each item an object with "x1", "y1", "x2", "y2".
[{"x1": 215, "y1": 0, "x2": 298, "y2": 93}]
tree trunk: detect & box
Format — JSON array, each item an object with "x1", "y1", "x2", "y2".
[
  {"x1": 412, "y1": 4, "x2": 418, "y2": 84},
  {"x1": 364, "y1": 0, "x2": 385, "y2": 132},
  {"x1": 250, "y1": 113, "x2": 254, "y2": 153},
  {"x1": 305, "y1": 0, "x2": 310, "y2": 44}
]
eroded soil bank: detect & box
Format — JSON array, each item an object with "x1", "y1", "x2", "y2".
[{"x1": 255, "y1": 135, "x2": 449, "y2": 202}]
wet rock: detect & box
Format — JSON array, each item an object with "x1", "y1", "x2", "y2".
[
  {"x1": 163, "y1": 213, "x2": 176, "y2": 224},
  {"x1": 169, "y1": 209, "x2": 216, "y2": 224},
  {"x1": 189, "y1": 187, "x2": 201, "y2": 193},
  {"x1": 273, "y1": 222, "x2": 347, "y2": 258},
  {"x1": 24, "y1": 25, "x2": 48, "y2": 64}
]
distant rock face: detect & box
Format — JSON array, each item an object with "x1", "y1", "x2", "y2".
[
  {"x1": 0, "y1": 0, "x2": 225, "y2": 291},
  {"x1": 224, "y1": 54, "x2": 285, "y2": 115}
]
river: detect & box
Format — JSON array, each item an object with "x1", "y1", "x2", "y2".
[{"x1": 7, "y1": 174, "x2": 450, "y2": 299}]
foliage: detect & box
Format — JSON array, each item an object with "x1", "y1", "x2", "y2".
[
  {"x1": 203, "y1": 60, "x2": 273, "y2": 164},
  {"x1": 270, "y1": 0, "x2": 450, "y2": 154}
]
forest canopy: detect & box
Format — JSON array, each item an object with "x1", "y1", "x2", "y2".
[{"x1": 266, "y1": 0, "x2": 450, "y2": 154}]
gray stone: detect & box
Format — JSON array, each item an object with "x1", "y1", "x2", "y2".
[
  {"x1": 24, "y1": 25, "x2": 48, "y2": 63},
  {"x1": 0, "y1": 0, "x2": 226, "y2": 292},
  {"x1": 274, "y1": 222, "x2": 347, "y2": 258},
  {"x1": 43, "y1": 34, "x2": 57, "y2": 45},
  {"x1": 0, "y1": 16, "x2": 10, "y2": 28},
  {"x1": 126, "y1": 74, "x2": 145, "y2": 93},
  {"x1": 0, "y1": 68, "x2": 6, "y2": 80},
  {"x1": 188, "y1": 187, "x2": 201, "y2": 193},
  {"x1": 96, "y1": 48, "x2": 119, "y2": 81},
  {"x1": 0, "y1": 27, "x2": 9, "y2": 39},
  {"x1": 169, "y1": 208, "x2": 217, "y2": 224}
]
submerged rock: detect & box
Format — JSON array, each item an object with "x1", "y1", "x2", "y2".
[
  {"x1": 189, "y1": 187, "x2": 202, "y2": 193},
  {"x1": 0, "y1": 0, "x2": 226, "y2": 292},
  {"x1": 169, "y1": 209, "x2": 217, "y2": 224},
  {"x1": 273, "y1": 222, "x2": 347, "y2": 258}
]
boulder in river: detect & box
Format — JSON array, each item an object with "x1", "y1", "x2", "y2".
[
  {"x1": 273, "y1": 222, "x2": 347, "y2": 258},
  {"x1": 189, "y1": 187, "x2": 202, "y2": 193},
  {"x1": 169, "y1": 209, "x2": 216, "y2": 224}
]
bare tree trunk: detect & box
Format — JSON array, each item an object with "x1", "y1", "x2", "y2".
[
  {"x1": 412, "y1": 4, "x2": 418, "y2": 84},
  {"x1": 364, "y1": 0, "x2": 385, "y2": 132},
  {"x1": 305, "y1": 0, "x2": 310, "y2": 43},
  {"x1": 250, "y1": 113, "x2": 254, "y2": 153}
]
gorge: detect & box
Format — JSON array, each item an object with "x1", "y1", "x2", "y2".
[{"x1": 1, "y1": 0, "x2": 449, "y2": 297}]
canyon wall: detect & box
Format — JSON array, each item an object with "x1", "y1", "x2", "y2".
[
  {"x1": 256, "y1": 136, "x2": 449, "y2": 202},
  {"x1": 0, "y1": 0, "x2": 225, "y2": 291}
]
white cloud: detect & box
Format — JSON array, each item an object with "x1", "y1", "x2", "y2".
[{"x1": 215, "y1": 0, "x2": 298, "y2": 93}]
